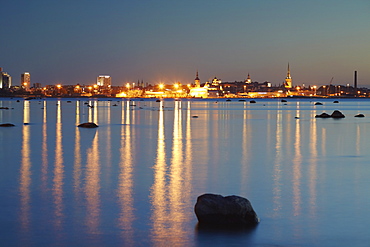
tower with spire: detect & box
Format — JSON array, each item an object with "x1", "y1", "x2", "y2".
[
  {"x1": 195, "y1": 70, "x2": 200, "y2": 87},
  {"x1": 245, "y1": 73, "x2": 252, "y2": 84},
  {"x1": 284, "y1": 63, "x2": 292, "y2": 89}
]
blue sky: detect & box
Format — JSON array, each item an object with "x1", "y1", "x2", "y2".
[{"x1": 2, "y1": 0, "x2": 370, "y2": 87}]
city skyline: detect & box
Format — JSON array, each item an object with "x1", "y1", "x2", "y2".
[{"x1": 2, "y1": 0, "x2": 370, "y2": 86}]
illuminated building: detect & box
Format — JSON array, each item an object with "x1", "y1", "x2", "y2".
[
  {"x1": 189, "y1": 71, "x2": 208, "y2": 98},
  {"x1": 245, "y1": 73, "x2": 252, "y2": 84},
  {"x1": 284, "y1": 63, "x2": 292, "y2": 89},
  {"x1": 211, "y1": 77, "x2": 221, "y2": 86},
  {"x1": 194, "y1": 71, "x2": 200, "y2": 87},
  {"x1": 21, "y1": 72, "x2": 31, "y2": 90},
  {"x1": 96, "y1": 75, "x2": 111, "y2": 88},
  {"x1": 0, "y1": 68, "x2": 12, "y2": 89}
]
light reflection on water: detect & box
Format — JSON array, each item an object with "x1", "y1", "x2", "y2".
[
  {"x1": 3, "y1": 98, "x2": 370, "y2": 246},
  {"x1": 53, "y1": 100, "x2": 64, "y2": 231},
  {"x1": 20, "y1": 100, "x2": 31, "y2": 234}
]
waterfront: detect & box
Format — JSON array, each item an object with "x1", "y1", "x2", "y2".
[{"x1": 1, "y1": 98, "x2": 370, "y2": 246}]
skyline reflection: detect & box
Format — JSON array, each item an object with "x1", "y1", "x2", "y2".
[{"x1": 6, "y1": 98, "x2": 370, "y2": 246}]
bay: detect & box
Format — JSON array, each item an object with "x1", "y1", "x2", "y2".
[{"x1": 1, "y1": 98, "x2": 370, "y2": 246}]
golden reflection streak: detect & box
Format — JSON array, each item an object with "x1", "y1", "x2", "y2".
[
  {"x1": 88, "y1": 100, "x2": 93, "y2": 123},
  {"x1": 53, "y1": 100, "x2": 64, "y2": 229},
  {"x1": 168, "y1": 101, "x2": 187, "y2": 240},
  {"x1": 321, "y1": 128, "x2": 327, "y2": 156},
  {"x1": 309, "y1": 112, "x2": 318, "y2": 219},
  {"x1": 74, "y1": 101, "x2": 82, "y2": 195},
  {"x1": 356, "y1": 124, "x2": 361, "y2": 156},
  {"x1": 150, "y1": 101, "x2": 168, "y2": 245},
  {"x1": 117, "y1": 102, "x2": 134, "y2": 245},
  {"x1": 41, "y1": 101, "x2": 48, "y2": 191},
  {"x1": 85, "y1": 131, "x2": 101, "y2": 234},
  {"x1": 241, "y1": 104, "x2": 251, "y2": 194},
  {"x1": 292, "y1": 106, "x2": 302, "y2": 216},
  {"x1": 183, "y1": 101, "x2": 193, "y2": 212},
  {"x1": 126, "y1": 101, "x2": 130, "y2": 125},
  {"x1": 106, "y1": 101, "x2": 112, "y2": 169},
  {"x1": 93, "y1": 100, "x2": 98, "y2": 124},
  {"x1": 272, "y1": 108, "x2": 283, "y2": 217},
  {"x1": 20, "y1": 100, "x2": 31, "y2": 231}
]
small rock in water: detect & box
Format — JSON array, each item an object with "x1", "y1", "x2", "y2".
[
  {"x1": 78, "y1": 122, "x2": 99, "y2": 128},
  {"x1": 355, "y1": 114, "x2": 365, "y2": 118},
  {"x1": 315, "y1": 102, "x2": 323, "y2": 105},
  {"x1": 194, "y1": 193, "x2": 259, "y2": 227},
  {"x1": 250, "y1": 100, "x2": 256, "y2": 104},
  {"x1": 0, "y1": 123, "x2": 15, "y2": 127},
  {"x1": 315, "y1": 112, "x2": 331, "y2": 118}
]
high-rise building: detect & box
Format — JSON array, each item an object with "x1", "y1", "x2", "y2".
[
  {"x1": 0, "y1": 68, "x2": 12, "y2": 89},
  {"x1": 97, "y1": 75, "x2": 111, "y2": 88},
  {"x1": 284, "y1": 63, "x2": 292, "y2": 89},
  {"x1": 21, "y1": 72, "x2": 31, "y2": 90}
]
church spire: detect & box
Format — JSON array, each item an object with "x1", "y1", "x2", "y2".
[
  {"x1": 284, "y1": 63, "x2": 292, "y2": 88},
  {"x1": 245, "y1": 73, "x2": 252, "y2": 83},
  {"x1": 195, "y1": 70, "x2": 200, "y2": 87}
]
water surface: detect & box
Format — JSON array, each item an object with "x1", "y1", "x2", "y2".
[{"x1": 1, "y1": 98, "x2": 370, "y2": 246}]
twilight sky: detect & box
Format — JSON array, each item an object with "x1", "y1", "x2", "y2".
[{"x1": 2, "y1": 0, "x2": 370, "y2": 87}]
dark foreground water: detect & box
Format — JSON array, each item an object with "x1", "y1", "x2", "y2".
[{"x1": 1, "y1": 98, "x2": 370, "y2": 246}]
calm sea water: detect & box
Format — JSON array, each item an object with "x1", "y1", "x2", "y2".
[{"x1": 1, "y1": 98, "x2": 370, "y2": 247}]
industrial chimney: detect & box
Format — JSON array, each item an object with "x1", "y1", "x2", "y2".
[{"x1": 354, "y1": 71, "x2": 358, "y2": 96}]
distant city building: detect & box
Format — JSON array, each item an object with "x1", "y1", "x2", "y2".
[
  {"x1": 97, "y1": 75, "x2": 111, "y2": 88},
  {"x1": 194, "y1": 71, "x2": 200, "y2": 87},
  {"x1": 21, "y1": 72, "x2": 31, "y2": 90},
  {"x1": 211, "y1": 76, "x2": 221, "y2": 86},
  {"x1": 0, "y1": 68, "x2": 12, "y2": 89},
  {"x1": 245, "y1": 73, "x2": 252, "y2": 84},
  {"x1": 33, "y1": 83, "x2": 42, "y2": 89},
  {"x1": 284, "y1": 63, "x2": 292, "y2": 88}
]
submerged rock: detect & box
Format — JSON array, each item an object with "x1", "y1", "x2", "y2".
[
  {"x1": 194, "y1": 193, "x2": 259, "y2": 227},
  {"x1": 78, "y1": 122, "x2": 99, "y2": 128},
  {"x1": 331, "y1": 110, "x2": 345, "y2": 118},
  {"x1": 250, "y1": 100, "x2": 256, "y2": 104},
  {"x1": 355, "y1": 114, "x2": 365, "y2": 118},
  {"x1": 315, "y1": 102, "x2": 323, "y2": 105}
]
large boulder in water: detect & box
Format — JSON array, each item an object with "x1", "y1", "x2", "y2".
[
  {"x1": 331, "y1": 110, "x2": 345, "y2": 118},
  {"x1": 78, "y1": 122, "x2": 99, "y2": 128},
  {"x1": 194, "y1": 193, "x2": 259, "y2": 227}
]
